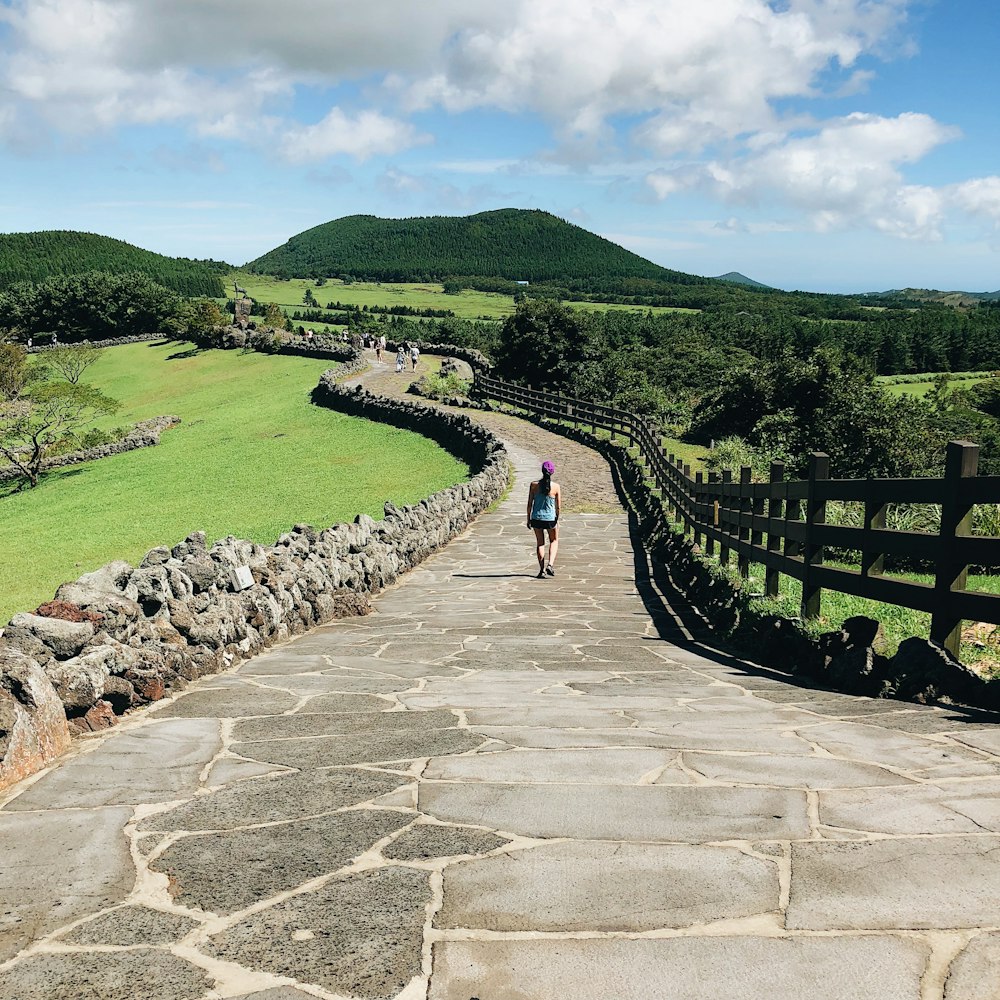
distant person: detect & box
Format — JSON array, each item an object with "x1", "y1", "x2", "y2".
[
  {"x1": 375, "y1": 337, "x2": 384, "y2": 363},
  {"x1": 527, "y1": 460, "x2": 561, "y2": 578},
  {"x1": 396, "y1": 346, "x2": 406, "y2": 373},
  {"x1": 51, "y1": 333, "x2": 57, "y2": 346},
  {"x1": 306, "y1": 329, "x2": 314, "y2": 342},
  {"x1": 26, "y1": 336, "x2": 32, "y2": 349},
  {"x1": 410, "y1": 344, "x2": 420, "y2": 371}
]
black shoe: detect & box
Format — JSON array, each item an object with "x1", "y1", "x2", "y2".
[
  {"x1": 536, "y1": 568, "x2": 545, "y2": 578},
  {"x1": 545, "y1": 564, "x2": 556, "y2": 577}
]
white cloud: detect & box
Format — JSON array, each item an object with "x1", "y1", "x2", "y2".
[
  {"x1": 647, "y1": 112, "x2": 959, "y2": 239},
  {"x1": 404, "y1": 0, "x2": 911, "y2": 151},
  {"x1": 0, "y1": 0, "x2": 912, "y2": 151},
  {"x1": 4, "y1": 0, "x2": 997, "y2": 247},
  {"x1": 949, "y1": 177, "x2": 1000, "y2": 226},
  {"x1": 281, "y1": 108, "x2": 428, "y2": 163}
]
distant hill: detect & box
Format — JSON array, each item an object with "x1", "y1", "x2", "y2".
[
  {"x1": 246, "y1": 209, "x2": 700, "y2": 283},
  {"x1": 872, "y1": 287, "x2": 1000, "y2": 307},
  {"x1": 0, "y1": 231, "x2": 228, "y2": 297},
  {"x1": 714, "y1": 271, "x2": 774, "y2": 289}
]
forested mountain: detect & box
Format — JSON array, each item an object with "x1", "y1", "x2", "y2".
[
  {"x1": 0, "y1": 231, "x2": 228, "y2": 297},
  {"x1": 246, "y1": 209, "x2": 700, "y2": 283}
]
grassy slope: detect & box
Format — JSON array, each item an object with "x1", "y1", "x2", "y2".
[
  {"x1": 0, "y1": 341, "x2": 468, "y2": 622},
  {"x1": 233, "y1": 272, "x2": 698, "y2": 324}
]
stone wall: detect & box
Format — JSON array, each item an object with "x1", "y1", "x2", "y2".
[
  {"x1": 26, "y1": 333, "x2": 168, "y2": 353},
  {"x1": 0, "y1": 372, "x2": 507, "y2": 792},
  {"x1": 194, "y1": 327, "x2": 370, "y2": 380},
  {"x1": 0, "y1": 416, "x2": 180, "y2": 485}
]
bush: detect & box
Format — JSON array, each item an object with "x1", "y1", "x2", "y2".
[{"x1": 410, "y1": 371, "x2": 471, "y2": 400}]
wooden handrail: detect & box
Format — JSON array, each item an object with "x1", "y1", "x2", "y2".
[{"x1": 473, "y1": 371, "x2": 1000, "y2": 655}]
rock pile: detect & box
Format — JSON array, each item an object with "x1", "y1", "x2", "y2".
[{"x1": 0, "y1": 371, "x2": 507, "y2": 791}]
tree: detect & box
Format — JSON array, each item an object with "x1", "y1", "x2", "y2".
[
  {"x1": 175, "y1": 298, "x2": 226, "y2": 338},
  {"x1": 0, "y1": 379, "x2": 119, "y2": 489},
  {"x1": 494, "y1": 300, "x2": 598, "y2": 389},
  {"x1": 690, "y1": 349, "x2": 932, "y2": 478},
  {"x1": 43, "y1": 343, "x2": 104, "y2": 385},
  {"x1": 0, "y1": 343, "x2": 43, "y2": 401},
  {"x1": 262, "y1": 302, "x2": 291, "y2": 331},
  {"x1": 303, "y1": 288, "x2": 317, "y2": 307}
]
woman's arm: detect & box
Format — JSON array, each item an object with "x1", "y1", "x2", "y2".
[
  {"x1": 526, "y1": 482, "x2": 537, "y2": 524},
  {"x1": 554, "y1": 483, "x2": 561, "y2": 519}
]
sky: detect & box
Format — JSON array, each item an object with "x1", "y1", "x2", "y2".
[{"x1": 0, "y1": 0, "x2": 998, "y2": 294}]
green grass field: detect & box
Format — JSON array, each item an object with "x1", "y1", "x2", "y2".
[
  {"x1": 231, "y1": 271, "x2": 699, "y2": 324},
  {"x1": 877, "y1": 372, "x2": 999, "y2": 398},
  {"x1": 0, "y1": 341, "x2": 469, "y2": 623}
]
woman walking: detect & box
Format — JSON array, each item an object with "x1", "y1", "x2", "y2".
[
  {"x1": 527, "y1": 460, "x2": 561, "y2": 578},
  {"x1": 395, "y1": 345, "x2": 406, "y2": 373}
]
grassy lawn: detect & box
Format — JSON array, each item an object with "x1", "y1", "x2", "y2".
[
  {"x1": 877, "y1": 372, "x2": 999, "y2": 398},
  {"x1": 0, "y1": 341, "x2": 469, "y2": 622},
  {"x1": 231, "y1": 271, "x2": 699, "y2": 323}
]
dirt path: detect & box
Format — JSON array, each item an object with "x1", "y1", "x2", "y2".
[{"x1": 353, "y1": 352, "x2": 621, "y2": 513}]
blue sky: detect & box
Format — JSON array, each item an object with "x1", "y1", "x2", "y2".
[{"x1": 0, "y1": 0, "x2": 998, "y2": 293}]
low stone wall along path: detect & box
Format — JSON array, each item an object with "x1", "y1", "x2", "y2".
[{"x1": 1, "y1": 368, "x2": 999, "y2": 999}]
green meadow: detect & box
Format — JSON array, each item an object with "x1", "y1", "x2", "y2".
[
  {"x1": 877, "y1": 371, "x2": 999, "y2": 398},
  {"x1": 0, "y1": 341, "x2": 469, "y2": 622},
  {"x1": 232, "y1": 271, "x2": 698, "y2": 324}
]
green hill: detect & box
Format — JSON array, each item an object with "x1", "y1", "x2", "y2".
[
  {"x1": 873, "y1": 287, "x2": 1000, "y2": 307},
  {"x1": 246, "y1": 209, "x2": 697, "y2": 283},
  {"x1": 0, "y1": 231, "x2": 228, "y2": 297},
  {"x1": 714, "y1": 271, "x2": 774, "y2": 289}
]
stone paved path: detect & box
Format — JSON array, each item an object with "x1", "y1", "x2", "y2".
[{"x1": 1, "y1": 401, "x2": 1000, "y2": 998}]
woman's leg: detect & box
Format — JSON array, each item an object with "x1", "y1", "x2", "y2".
[
  {"x1": 546, "y1": 525, "x2": 559, "y2": 568},
  {"x1": 532, "y1": 527, "x2": 546, "y2": 575}
]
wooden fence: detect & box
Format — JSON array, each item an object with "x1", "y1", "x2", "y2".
[{"x1": 474, "y1": 370, "x2": 1000, "y2": 655}]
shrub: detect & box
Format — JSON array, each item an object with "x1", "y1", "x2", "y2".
[{"x1": 410, "y1": 371, "x2": 471, "y2": 400}]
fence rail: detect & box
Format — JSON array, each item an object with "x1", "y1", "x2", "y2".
[{"x1": 474, "y1": 370, "x2": 1000, "y2": 655}]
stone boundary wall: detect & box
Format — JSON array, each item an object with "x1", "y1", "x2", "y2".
[
  {"x1": 26, "y1": 333, "x2": 167, "y2": 353},
  {"x1": 470, "y1": 396, "x2": 1000, "y2": 712},
  {"x1": 194, "y1": 327, "x2": 370, "y2": 380},
  {"x1": 0, "y1": 372, "x2": 508, "y2": 792},
  {"x1": 0, "y1": 415, "x2": 181, "y2": 485}
]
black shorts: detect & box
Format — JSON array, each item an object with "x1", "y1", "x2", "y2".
[{"x1": 530, "y1": 518, "x2": 558, "y2": 530}]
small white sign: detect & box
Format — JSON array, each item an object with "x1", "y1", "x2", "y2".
[{"x1": 230, "y1": 565, "x2": 254, "y2": 591}]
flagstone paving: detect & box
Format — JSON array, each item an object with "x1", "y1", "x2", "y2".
[{"x1": 1, "y1": 370, "x2": 999, "y2": 998}]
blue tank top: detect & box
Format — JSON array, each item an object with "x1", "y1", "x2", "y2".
[{"x1": 532, "y1": 487, "x2": 556, "y2": 520}]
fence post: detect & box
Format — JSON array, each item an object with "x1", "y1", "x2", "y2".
[
  {"x1": 801, "y1": 452, "x2": 830, "y2": 619},
  {"x1": 930, "y1": 440, "x2": 979, "y2": 656},
  {"x1": 766, "y1": 461, "x2": 785, "y2": 598},
  {"x1": 738, "y1": 466, "x2": 752, "y2": 579},
  {"x1": 720, "y1": 469, "x2": 732, "y2": 566},
  {"x1": 694, "y1": 472, "x2": 704, "y2": 548},
  {"x1": 862, "y1": 495, "x2": 888, "y2": 579},
  {"x1": 682, "y1": 463, "x2": 692, "y2": 534},
  {"x1": 706, "y1": 472, "x2": 719, "y2": 557}
]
